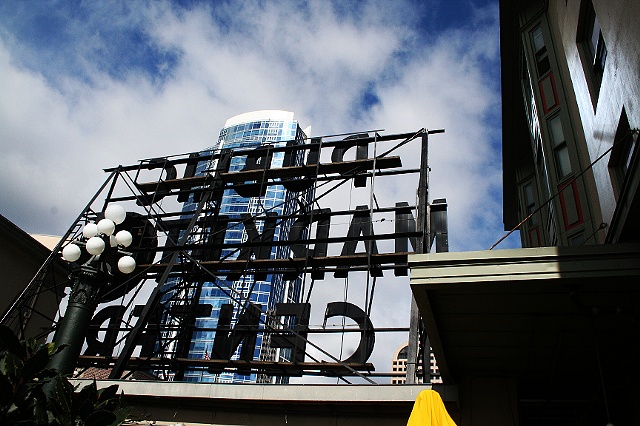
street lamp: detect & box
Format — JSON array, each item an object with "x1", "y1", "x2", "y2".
[{"x1": 49, "y1": 204, "x2": 136, "y2": 374}]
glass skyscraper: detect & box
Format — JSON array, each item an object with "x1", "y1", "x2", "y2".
[{"x1": 166, "y1": 111, "x2": 311, "y2": 383}]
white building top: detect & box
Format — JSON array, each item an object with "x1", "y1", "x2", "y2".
[{"x1": 224, "y1": 110, "x2": 295, "y2": 128}]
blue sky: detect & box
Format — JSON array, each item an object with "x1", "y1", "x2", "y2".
[
  {"x1": 0, "y1": 0, "x2": 518, "y2": 250},
  {"x1": 0, "y1": 0, "x2": 520, "y2": 381}
]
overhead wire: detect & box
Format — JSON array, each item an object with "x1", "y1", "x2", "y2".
[{"x1": 489, "y1": 128, "x2": 638, "y2": 249}]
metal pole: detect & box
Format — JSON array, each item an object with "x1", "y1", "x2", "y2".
[
  {"x1": 48, "y1": 264, "x2": 106, "y2": 374},
  {"x1": 406, "y1": 130, "x2": 430, "y2": 384}
]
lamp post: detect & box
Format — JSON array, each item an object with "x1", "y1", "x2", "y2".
[{"x1": 49, "y1": 204, "x2": 136, "y2": 375}]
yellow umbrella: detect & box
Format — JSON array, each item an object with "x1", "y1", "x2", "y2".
[{"x1": 407, "y1": 390, "x2": 457, "y2": 426}]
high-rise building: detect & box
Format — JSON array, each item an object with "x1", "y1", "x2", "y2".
[
  {"x1": 165, "y1": 110, "x2": 312, "y2": 383},
  {"x1": 501, "y1": 0, "x2": 640, "y2": 248},
  {"x1": 390, "y1": 342, "x2": 441, "y2": 385}
]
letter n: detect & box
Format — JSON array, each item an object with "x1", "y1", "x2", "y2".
[
  {"x1": 210, "y1": 303, "x2": 262, "y2": 374},
  {"x1": 394, "y1": 202, "x2": 417, "y2": 276}
]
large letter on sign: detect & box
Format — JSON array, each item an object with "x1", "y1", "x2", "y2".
[
  {"x1": 281, "y1": 138, "x2": 320, "y2": 192},
  {"x1": 331, "y1": 134, "x2": 369, "y2": 187},
  {"x1": 211, "y1": 303, "x2": 262, "y2": 370},
  {"x1": 287, "y1": 208, "x2": 331, "y2": 280},
  {"x1": 136, "y1": 159, "x2": 177, "y2": 206},
  {"x1": 84, "y1": 305, "x2": 125, "y2": 356},
  {"x1": 270, "y1": 303, "x2": 311, "y2": 364},
  {"x1": 324, "y1": 302, "x2": 375, "y2": 364},
  {"x1": 226, "y1": 213, "x2": 277, "y2": 282},
  {"x1": 234, "y1": 147, "x2": 273, "y2": 197},
  {"x1": 394, "y1": 202, "x2": 418, "y2": 276},
  {"x1": 335, "y1": 205, "x2": 381, "y2": 278}
]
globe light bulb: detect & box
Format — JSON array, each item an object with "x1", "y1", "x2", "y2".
[
  {"x1": 86, "y1": 236, "x2": 106, "y2": 255},
  {"x1": 104, "y1": 204, "x2": 127, "y2": 225},
  {"x1": 62, "y1": 243, "x2": 82, "y2": 262},
  {"x1": 117, "y1": 256, "x2": 136, "y2": 274},
  {"x1": 82, "y1": 223, "x2": 98, "y2": 239},
  {"x1": 115, "y1": 230, "x2": 133, "y2": 247},
  {"x1": 109, "y1": 235, "x2": 118, "y2": 247},
  {"x1": 97, "y1": 218, "x2": 116, "y2": 236}
]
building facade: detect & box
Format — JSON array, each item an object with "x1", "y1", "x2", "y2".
[
  {"x1": 0, "y1": 215, "x2": 67, "y2": 340},
  {"x1": 165, "y1": 110, "x2": 312, "y2": 383},
  {"x1": 391, "y1": 342, "x2": 442, "y2": 385},
  {"x1": 501, "y1": 0, "x2": 640, "y2": 248},
  {"x1": 492, "y1": 0, "x2": 640, "y2": 423}
]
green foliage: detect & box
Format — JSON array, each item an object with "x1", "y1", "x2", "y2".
[{"x1": 0, "y1": 325, "x2": 130, "y2": 425}]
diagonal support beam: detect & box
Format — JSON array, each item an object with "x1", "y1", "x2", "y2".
[{"x1": 109, "y1": 190, "x2": 213, "y2": 379}]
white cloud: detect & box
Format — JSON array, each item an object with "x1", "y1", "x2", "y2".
[{"x1": 0, "y1": 0, "x2": 517, "y2": 382}]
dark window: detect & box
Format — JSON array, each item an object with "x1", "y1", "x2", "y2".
[
  {"x1": 398, "y1": 345, "x2": 408, "y2": 359},
  {"x1": 549, "y1": 115, "x2": 572, "y2": 179},
  {"x1": 577, "y1": 0, "x2": 607, "y2": 102},
  {"x1": 569, "y1": 232, "x2": 586, "y2": 246},
  {"x1": 531, "y1": 26, "x2": 551, "y2": 76},
  {"x1": 609, "y1": 108, "x2": 637, "y2": 197},
  {"x1": 523, "y1": 182, "x2": 538, "y2": 226}
]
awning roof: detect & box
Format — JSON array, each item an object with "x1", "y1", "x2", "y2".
[{"x1": 409, "y1": 244, "x2": 640, "y2": 399}]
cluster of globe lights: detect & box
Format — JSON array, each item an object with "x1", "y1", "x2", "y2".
[{"x1": 61, "y1": 204, "x2": 136, "y2": 274}]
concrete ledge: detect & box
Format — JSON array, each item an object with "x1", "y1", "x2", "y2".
[
  {"x1": 409, "y1": 244, "x2": 640, "y2": 285},
  {"x1": 70, "y1": 380, "x2": 458, "y2": 426},
  {"x1": 70, "y1": 380, "x2": 442, "y2": 402}
]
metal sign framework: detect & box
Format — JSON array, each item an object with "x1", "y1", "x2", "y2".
[{"x1": 1, "y1": 128, "x2": 446, "y2": 383}]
